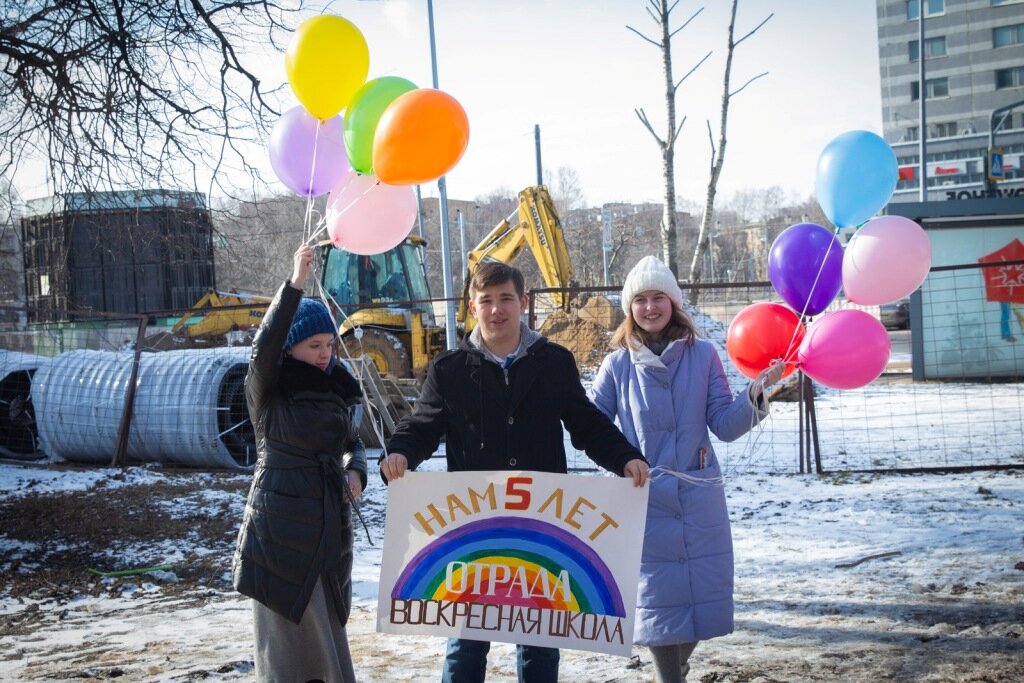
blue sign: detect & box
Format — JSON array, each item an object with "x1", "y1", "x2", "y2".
[{"x1": 988, "y1": 148, "x2": 1005, "y2": 181}]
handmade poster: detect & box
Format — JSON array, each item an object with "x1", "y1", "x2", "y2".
[{"x1": 377, "y1": 470, "x2": 649, "y2": 656}]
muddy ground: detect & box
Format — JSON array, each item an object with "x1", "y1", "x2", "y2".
[{"x1": 1, "y1": 464, "x2": 1022, "y2": 682}]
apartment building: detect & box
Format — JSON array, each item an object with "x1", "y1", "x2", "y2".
[{"x1": 877, "y1": 0, "x2": 1024, "y2": 201}]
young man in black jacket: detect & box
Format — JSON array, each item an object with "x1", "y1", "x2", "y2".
[{"x1": 381, "y1": 262, "x2": 649, "y2": 683}]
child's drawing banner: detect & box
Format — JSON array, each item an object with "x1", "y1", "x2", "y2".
[{"x1": 377, "y1": 470, "x2": 649, "y2": 657}]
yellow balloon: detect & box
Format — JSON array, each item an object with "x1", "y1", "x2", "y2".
[{"x1": 286, "y1": 15, "x2": 369, "y2": 120}]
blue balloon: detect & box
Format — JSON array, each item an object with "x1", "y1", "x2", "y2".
[
  {"x1": 815, "y1": 130, "x2": 897, "y2": 229},
  {"x1": 768, "y1": 223, "x2": 844, "y2": 316}
]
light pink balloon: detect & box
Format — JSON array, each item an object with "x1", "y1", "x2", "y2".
[
  {"x1": 842, "y1": 215, "x2": 932, "y2": 305},
  {"x1": 326, "y1": 170, "x2": 416, "y2": 255},
  {"x1": 798, "y1": 309, "x2": 890, "y2": 390}
]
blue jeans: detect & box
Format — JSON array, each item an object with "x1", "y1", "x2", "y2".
[{"x1": 441, "y1": 637, "x2": 559, "y2": 683}]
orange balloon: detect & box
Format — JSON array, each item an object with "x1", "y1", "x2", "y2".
[
  {"x1": 372, "y1": 89, "x2": 470, "y2": 185},
  {"x1": 726, "y1": 302, "x2": 805, "y2": 380}
]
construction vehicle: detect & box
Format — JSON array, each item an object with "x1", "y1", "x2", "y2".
[
  {"x1": 169, "y1": 289, "x2": 272, "y2": 340},
  {"x1": 319, "y1": 185, "x2": 575, "y2": 380},
  {"x1": 142, "y1": 289, "x2": 273, "y2": 350}
]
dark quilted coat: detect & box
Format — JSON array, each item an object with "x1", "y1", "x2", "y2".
[{"x1": 232, "y1": 283, "x2": 367, "y2": 625}]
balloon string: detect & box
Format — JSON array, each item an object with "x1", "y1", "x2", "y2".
[
  {"x1": 305, "y1": 220, "x2": 329, "y2": 244},
  {"x1": 324, "y1": 180, "x2": 379, "y2": 226},
  {"x1": 650, "y1": 466, "x2": 725, "y2": 487},
  {"x1": 302, "y1": 119, "x2": 324, "y2": 244}
]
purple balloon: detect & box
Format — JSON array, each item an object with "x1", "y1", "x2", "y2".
[
  {"x1": 768, "y1": 223, "x2": 843, "y2": 316},
  {"x1": 269, "y1": 106, "x2": 350, "y2": 196}
]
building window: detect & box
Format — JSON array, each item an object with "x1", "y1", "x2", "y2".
[
  {"x1": 911, "y1": 77, "x2": 950, "y2": 100},
  {"x1": 906, "y1": 126, "x2": 920, "y2": 142},
  {"x1": 996, "y1": 66, "x2": 1024, "y2": 89},
  {"x1": 908, "y1": 0, "x2": 945, "y2": 19},
  {"x1": 909, "y1": 36, "x2": 947, "y2": 60},
  {"x1": 992, "y1": 0, "x2": 1024, "y2": 6},
  {"x1": 930, "y1": 122, "x2": 957, "y2": 138},
  {"x1": 994, "y1": 24, "x2": 1024, "y2": 47}
]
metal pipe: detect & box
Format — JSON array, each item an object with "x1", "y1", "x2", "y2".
[
  {"x1": 427, "y1": 0, "x2": 458, "y2": 349},
  {"x1": 918, "y1": 8, "x2": 927, "y2": 201}
]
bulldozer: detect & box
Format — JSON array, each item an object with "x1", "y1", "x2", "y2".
[
  {"x1": 320, "y1": 185, "x2": 575, "y2": 380},
  {"x1": 143, "y1": 289, "x2": 273, "y2": 350}
]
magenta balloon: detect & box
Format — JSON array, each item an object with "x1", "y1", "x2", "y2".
[
  {"x1": 326, "y1": 170, "x2": 416, "y2": 255},
  {"x1": 268, "y1": 106, "x2": 350, "y2": 196},
  {"x1": 842, "y1": 216, "x2": 932, "y2": 305},
  {"x1": 798, "y1": 309, "x2": 890, "y2": 390}
]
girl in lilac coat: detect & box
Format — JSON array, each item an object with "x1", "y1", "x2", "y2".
[{"x1": 591, "y1": 256, "x2": 783, "y2": 683}]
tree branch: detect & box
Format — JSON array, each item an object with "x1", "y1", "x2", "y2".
[
  {"x1": 626, "y1": 24, "x2": 662, "y2": 48},
  {"x1": 735, "y1": 13, "x2": 773, "y2": 47},
  {"x1": 635, "y1": 107, "x2": 666, "y2": 147},
  {"x1": 674, "y1": 50, "x2": 712, "y2": 90},
  {"x1": 730, "y1": 71, "x2": 768, "y2": 98}
]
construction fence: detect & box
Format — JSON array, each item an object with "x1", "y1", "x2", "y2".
[
  {"x1": 1, "y1": 261, "x2": 1021, "y2": 475},
  {"x1": 531, "y1": 260, "x2": 1023, "y2": 475}
]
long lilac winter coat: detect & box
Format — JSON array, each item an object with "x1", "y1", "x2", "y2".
[{"x1": 591, "y1": 338, "x2": 768, "y2": 646}]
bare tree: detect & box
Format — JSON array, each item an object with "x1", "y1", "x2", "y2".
[
  {"x1": 214, "y1": 194, "x2": 312, "y2": 295},
  {"x1": 687, "y1": 0, "x2": 771, "y2": 295},
  {"x1": 1, "y1": 1, "x2": 299, "y2": 198},
  {"x1": 628, "y1": 0, "x2": 711, "y2": 276}
]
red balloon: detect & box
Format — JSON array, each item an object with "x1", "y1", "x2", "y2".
[{"x1": 726, "y1": 302, "x2": 805, "y2": 380}]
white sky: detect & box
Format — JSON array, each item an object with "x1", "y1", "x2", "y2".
[
  {"x1": 10, "y1": 1, "x2": 883, "y2": 210},
  {"x1": 304, "y1": 0, "x2": 884, "y2": 206}
]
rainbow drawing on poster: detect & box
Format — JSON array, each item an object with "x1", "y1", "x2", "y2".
[{"x1": 391, "y1": 516, "x2": 624, "y2": 617}]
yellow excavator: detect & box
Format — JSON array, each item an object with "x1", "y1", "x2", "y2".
[{"x1": 319, "y1": 185, "x2": 575, "y2": 379}]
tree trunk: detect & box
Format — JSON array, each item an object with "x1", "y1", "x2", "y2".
[
  {"x1": 688, "y1": 0, "x2": 739, "y2": 301},
  {"x1": 659, "y1": 0, "x2": 679, "y2": 276}
]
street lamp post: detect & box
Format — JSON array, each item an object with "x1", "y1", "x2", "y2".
[
  {"x1": 425, "y1": 0, "x2": 459, "y2": 350},
  {"x1": 360, "y1": 0, "x2": 458, "y2": 348}
]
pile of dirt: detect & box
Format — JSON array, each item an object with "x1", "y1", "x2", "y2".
[
  {"x1": 577, "y1": 294, "x2": 624, "y2": 330},
  {"x1": 539, "y1": 309, "x2": 613, "y2": 370}
]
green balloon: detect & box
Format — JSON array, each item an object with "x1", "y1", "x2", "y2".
[{"x1": 344, "y1": 76, "x2": 418, "y2": 175}]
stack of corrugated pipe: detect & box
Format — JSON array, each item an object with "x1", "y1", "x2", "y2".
[{"x1": 20, "y1": 347, "x2": 256, "y2": 469}]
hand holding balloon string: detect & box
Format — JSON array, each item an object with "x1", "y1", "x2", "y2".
[{"x1": 749, "y1": 358, "x2": 786, "y2": 401}]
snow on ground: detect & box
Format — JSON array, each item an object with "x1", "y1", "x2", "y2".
[{"x1": 1, "y1": 452, "x2": 1022, "y2": 682}]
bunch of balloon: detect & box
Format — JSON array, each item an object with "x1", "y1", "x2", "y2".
[
  {"x1": 793, "y1": 129, "x2": 930, "y2": 390},
  {"x1": 271, "y1": 15, "x2": 471, "y2": 257}
]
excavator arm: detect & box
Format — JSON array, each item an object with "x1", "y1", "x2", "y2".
[{"x1": 458, "y1": 186, "x2": 575, "y2": 323}]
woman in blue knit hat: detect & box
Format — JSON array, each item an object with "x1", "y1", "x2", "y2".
[
  {"x1": 591, "y1": 256, "x2": 784, "y2": 683},
  {"x1": 233, "y1": 243, "x2": 367, "y2": 682}
]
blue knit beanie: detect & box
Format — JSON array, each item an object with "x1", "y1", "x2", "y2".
[{"x1": 286, "y1": 298, "x2": 336, "y2": 348}]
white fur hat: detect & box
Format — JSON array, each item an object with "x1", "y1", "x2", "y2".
[{"x1": 621, "y1": 255, "x2": 683, "y2": 314}]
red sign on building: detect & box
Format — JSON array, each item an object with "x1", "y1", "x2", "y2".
[{"x1": 978, "y1": 239, "x2": 1024, "y2": 304}]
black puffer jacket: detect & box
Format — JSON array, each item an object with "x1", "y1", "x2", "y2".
[
  {"x1": 385, "y1": 328, "x2": 643, "y2": 476},
  {"x1": 232, "y1": 283, "x2": 367, "y2": 625}
]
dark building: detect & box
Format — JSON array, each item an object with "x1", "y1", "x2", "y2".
[{"x1": 21, "y1": 190, "x2": 215, "y2": 322}]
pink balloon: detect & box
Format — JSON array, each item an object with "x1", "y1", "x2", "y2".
[
  {"x1": 798, "y1": 309, "x2": 890, "y2": 390},
  {"x1": 842, "y1": 216, "x2": 932, "y2": 305},
  {"x1": 269, "y1": 106, "x2": 350, "y2": 196},
  {"x1": 326, "y1": 170, "x2": 416, "y2": 255}
]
